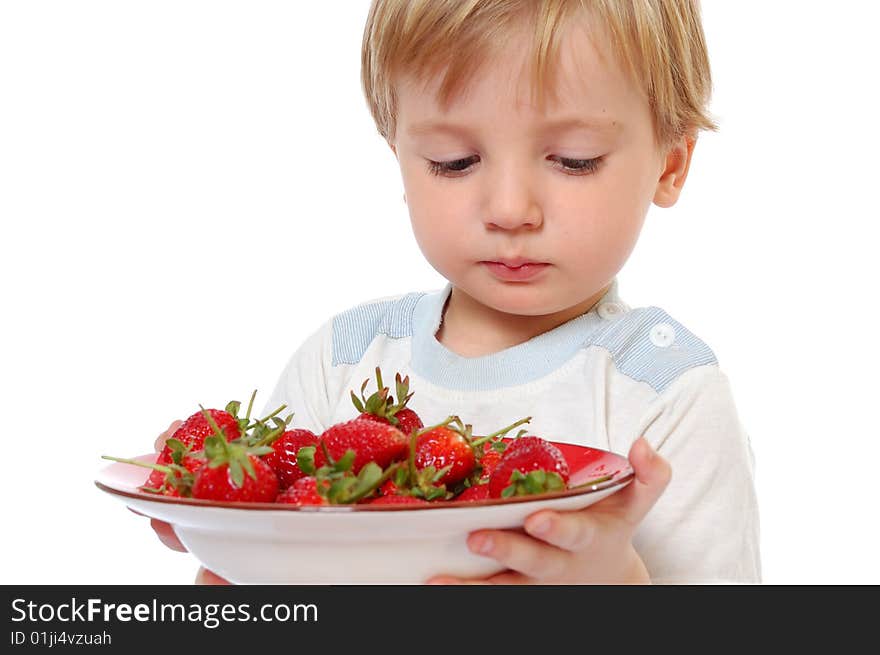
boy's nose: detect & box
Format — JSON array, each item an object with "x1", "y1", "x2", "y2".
[{"x1": 483, "y1": 163, "x2": 544, "y2": 231}]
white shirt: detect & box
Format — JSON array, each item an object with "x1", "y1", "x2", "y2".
[{"x1": 264, "y1": 279, "x2": 762, "y2": 583}]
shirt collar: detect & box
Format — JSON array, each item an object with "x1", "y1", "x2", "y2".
[{"x1": 410, "y1": 279, "x2": 625, "y2": 391}]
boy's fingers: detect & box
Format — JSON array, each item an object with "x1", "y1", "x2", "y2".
[
  {"x1": 426, "y1": 571, "x2": 529, "y2": 585},
  {"x1": 426, "y1": 576, "x2": 486, "y2": 585},
  {"x1": 194, "y1": 567, "x2": 231, "y2": 585},
  {"x1": 524, "y1": 510, "x2": 595, "y2": 552},
  {"x1": 154, "y1": 420, "x2": 183, "y2": 452},
  {"x1": 466, "y1": 530, "x2": 569, "y2": 581},
  {"x1": 150, "y1": 518, "x2": 187, "y2": 552},
  {"x1": 616, "y1": 437, "x2": 672, "y2": 529}
]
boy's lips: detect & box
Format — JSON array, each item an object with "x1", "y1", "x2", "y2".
[{"x1": 480, "y1": 259, "x2": 550, "y2": 282}]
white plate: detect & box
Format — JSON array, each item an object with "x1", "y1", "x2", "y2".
[{"x1": 95, "y1": 442, "x2": 633, "y2": 584}]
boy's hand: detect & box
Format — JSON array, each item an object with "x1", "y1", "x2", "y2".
[
  {"x1": 146, "y1": 419, "x2": 187, "y2": 550},
  {"x1": 154, "y1": 419, "x2": 183, "y2": 452},
  {"x1": 426, "y1": 437, "x2": 671, "y2": 585}
]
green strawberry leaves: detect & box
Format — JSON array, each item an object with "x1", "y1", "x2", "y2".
[
  {"x1": 501, "y1": 469, "x2": 566, "y2": 498},
  {"x1": 296, "y1": 444, "x2": 387, "y2": 504},
  {"x1": 325, "y1": 462, "x2": 384, "y2": 504},
  {"x1": 350, "y1": 367, "x2": 417, "y2": 427}
]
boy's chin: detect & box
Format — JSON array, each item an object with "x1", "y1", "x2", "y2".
[{"x1": 465, "y1": 282, "x2": 574, "y2": 317}]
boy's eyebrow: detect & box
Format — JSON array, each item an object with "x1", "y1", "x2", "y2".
[
  {"x1": 406, "y1": 117, "x2": 621, "y2": 137},
  {"x1": 541, "y1": 117, "x2": 622, "y2": 135}
]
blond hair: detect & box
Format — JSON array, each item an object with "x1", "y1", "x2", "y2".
[{"x1": 361, "y1": 0, "x2": 717, "y2": 149}]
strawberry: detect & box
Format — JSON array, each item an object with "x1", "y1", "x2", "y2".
[
  {"x1": 370, "y1": 406, "x2": 423, "y2": 436},
  {"x1": 314, "y1": 418, "x2": 409, "y2": 474},
  {"x1": 191, "y1": 433, "x2": 278, "y2": 503},
  {"x1": 102, "y1": 454, "x2": 199, "y2": 497},
  {"x1": 155, "y1": 459, "x2": 201, "y2": 497},
  {"x1": 487, "y1": 436, "x2": 570, "y2": 499},
  {"x1": 262, "y1": 428, "x2": 319, "y2": 489},
  {"x1": 454, "y1": 483, "x2": 490, "y2": 502},
  {"x1": 170, "y1": 407, "x2": 242, "y2": 452},
  {"x1": 146, "y1": 402, "x2": 248, "y2": 488},
  {"x1": 378, "y1": 479, "x2": 400, "y2": 496},
  {"x1": 351, "y1": 368, "x2": 424, "y2": 435},
  {"x1": 275, "y1": 476, "x2": 328, "y2": 506},
  {"x1": 146, "y1": 438, "x2": 203, "y2": 492},
  {"x1": 476, "y1": 444, "x2": 504, "y2": 482},
  {"x1": 147, "y1": 406, "x2": 243, "y2": 488},
  {"x1": 377, "y1": 416, "x2": 532, "y2": 500},
  {"x1": 297, "y1": 444, "x2": 390, "y2": 504},
  {"x1": 414, "y1": 425, "x2": 475, "y2": 486},
  {"x1": 462, "y1": 416, "x2": 532, "y2": 485}
]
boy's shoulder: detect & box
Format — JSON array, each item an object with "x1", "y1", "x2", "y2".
[
  {"x1": 329, "y1": 290, "x2": 428, "y2": 366},
  {"x1": 590, "y1": 304, "x2": 718, "y2": 394}
]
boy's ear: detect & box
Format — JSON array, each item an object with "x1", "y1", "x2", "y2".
[{"x1": 653, "y1": 134, "x2": 696, "y2": 208}]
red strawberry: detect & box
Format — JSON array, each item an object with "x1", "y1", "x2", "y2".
[
  {"x1": 351, "y1": 368, "x2": 424, "y2": 435},
  {"x1": 146, "y1": 449, "x2": 202, "y2": 493},
  {"x1": 315, "y1": 418, "x2": 408, "y2": 474},
  {"x1": 275, "y1": 476, "x2": 328, "y2": 506},
  {"x1": 415, "y1": 425, "x2": 475, "y2": 486},
  {"x1": 148, "y1": 449, "x2": 175, "y2": 489},
  {"x1": 466, "y1": 416, "x2": 532, "y2": 484},
  {"x1": 367, "y1": 494, "x2": 429, "y2": 506},
  {"x1": 262, "y1": 429, "x2": 319, "y2": 489},
  {"x1": 102, "y1": 453, "x2": 200, "y2": 497},
  {"x1": 156, "y1": 459, "x2": 202, "y2": 497},
  {"x1": 191, "y1": 434, "x2": 279, "y2": 503},
  {"x1": 454, "y1": 484, "x2": 490, "y2": 502},
  {"x1": 496, "y1": 435, "x2": 542, "y2": 459},
  {"x1": 171, "y1": 408, "x2": 242, "y2": 452},
  {"x1": 477, "y1": 445, "x2": 504, "y2": 482},
  {"x1": 147, "y1": 436, "x2": 204, "y2": 490},
  {"x1": 192, "y1": 454, "x2": 278, "y2": 502},
  {"x1": 361, "y1": 407, "x2": 424, "y2": 436},
  {"x1": 488, "y1": 436, "x2": 570, "y2": 499},
  {"x1": 378, "y1": 479, "x2": 399, "y2": 496},
  {"x1": 147, "y1": 407, "x2": 241, "y2": 488}
]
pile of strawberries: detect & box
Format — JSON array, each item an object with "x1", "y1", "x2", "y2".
[{"x1": 104, "y1": 369, "x2": 579, "y2": 507}]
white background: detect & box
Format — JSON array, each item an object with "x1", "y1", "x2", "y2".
[{"x1": 1, "y1": 1, "x2": 878, "y2": 584}]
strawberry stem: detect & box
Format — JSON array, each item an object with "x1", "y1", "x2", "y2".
[
  {"x1": 244, "y1": 389, "x2": 257, "y2": 422},
  {"x1": 413, "y1": 415, "x2": 459, "y2": 437},
  {"x1": 344, "y1": 461, "x2": 401, "y2": 503},
  {"x1": 407, "y1": 428, "x2": 419, "y2": 479},
  {"x1": 471, "y1": 416, "x2": 532, "y2": 447},
  {"x1": 199, "y1": 404, "x2": 227, "y2": 439},
  {"x1": 252, "y1": 424, "x2": 286, "y2": 448},
  {"x1": 101, "y1": 455, "x2": 172, "y2": 474},
  {"x1": 375, "y1": 367, "x2": 384, "y2": 396},
  {"x1": 320, "y1": 439, "x2": 336, "y2": 466},
  {"x1": 255, "y1": 403, "x2": 287, "y2": 426}
]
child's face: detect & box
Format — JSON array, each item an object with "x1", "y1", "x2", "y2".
[{"x1": 391, "y1": 16, "x2": 686, "y2": 318}]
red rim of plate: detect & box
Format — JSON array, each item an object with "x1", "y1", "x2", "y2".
[{"x1": 95, "y1": 450, "x2": 634, "y2": 512}]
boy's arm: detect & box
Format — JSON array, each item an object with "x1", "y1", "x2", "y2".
[{"x1": 626, "y1": 365, "x2": 762, "y2": 584}]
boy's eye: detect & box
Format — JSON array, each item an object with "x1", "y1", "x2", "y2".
[
  {"x1": 426, "y1": 156, "x2": 480, "y2": 177},
  {"x1": 426, "y1": 155, "x2": 604, "y2": 178},
  {"x1": 549, "y1": 156, "x2": 604, "y2": 176}
]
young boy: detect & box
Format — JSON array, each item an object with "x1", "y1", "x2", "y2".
[{"x1": 157, "y1": 0, "x2": 761, "y2": 584}]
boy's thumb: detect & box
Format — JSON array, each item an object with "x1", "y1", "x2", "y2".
[{"x1": 622, "y1": 437, "x2": 672, "y2": 526}]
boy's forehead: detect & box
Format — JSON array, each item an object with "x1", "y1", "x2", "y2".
[{"x1": 395, "y1": 15, "x2": 642, "y2": 136}]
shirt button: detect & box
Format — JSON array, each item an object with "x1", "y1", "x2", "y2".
[
  {"x1": 597, "y1": 302, "x2": 624, "y2": 320},
  {"x1": 650, "y1": 323, "x2": 676, "y2": 348}
]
